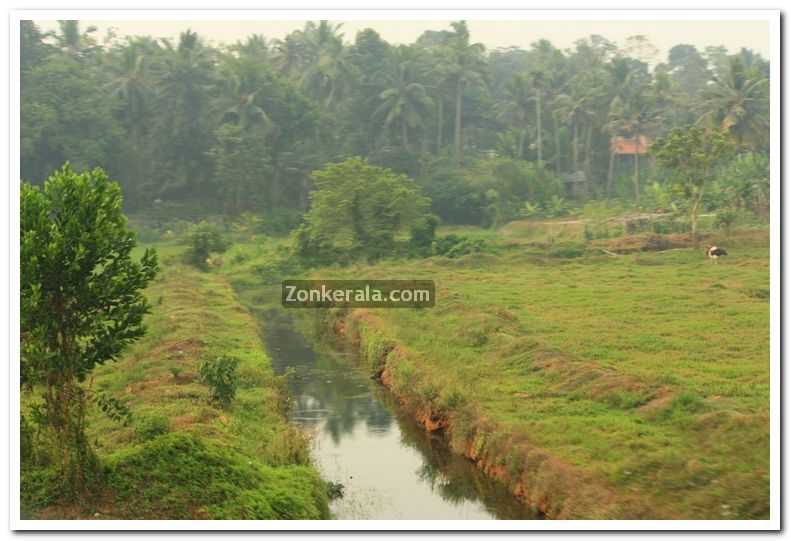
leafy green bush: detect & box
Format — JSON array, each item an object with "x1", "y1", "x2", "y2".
[
  {"x1": 714, "y1": 208, "x2": 740, "y2": 232},
  {"x1": 259, "y1": 208, "x2": 304, "y2": 235},
  {"x1": 294, "y1": 158, "x2": 429, "y2": 265},
  {"x1": 252, "y1": 250, "x2": 306, "y2": 284},
  {"x1": 408, "y1": 214, "x2": 440, "y2": 257},
  {"x1": 134, "y1": 414, "x2": 171, "y2": 442},
  {"x1": 199, "y1": 356, "x2": 240, "y2": 407},
  {"x1": 544, "y1": 195, "x2": 570, "y2": 218},
  {"x1": 432, "y1": 234, "x2": 495, "y2": 258},
  {"x1": 185, "y1": 221, "x2": 229, "y2": 268}
]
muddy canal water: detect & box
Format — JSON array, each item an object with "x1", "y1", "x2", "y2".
[{"x1": 257, "y1": 309, "x2": 539, "y2": 520}]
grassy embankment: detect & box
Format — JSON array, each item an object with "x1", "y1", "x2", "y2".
[
  {"x1": 22, "y1": 243, "x2": 330, "y2": 520},
  {"x1": 221, "y1": 222, "x2": 769, "y2": 520}
]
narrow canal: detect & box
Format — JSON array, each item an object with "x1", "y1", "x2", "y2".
[{"x1": 257, "y1": 308, "x2": 539, "y2": 520}]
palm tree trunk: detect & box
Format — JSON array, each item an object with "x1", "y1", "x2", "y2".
[
  {"x1": 607, "y1": 149, "x2": 616, "y2": 199},
  {"x1": 572, "y1": 121, "x2": 579, "y2": 172},
  {"x1": 584, "y1": 121, "x2": 593, "y2": 176},
  {"x1": 436, "y1": 95, "x2": 443, "y2": 155},
  {"x1": 132, "y1": 124, "x2": 143, "y2": 209},
  {"x1": 536, "y1": 89, "x2": 543, "y2": 164},
  {"x1": 402, "y1": 118, "x2": 409, "y2": 150},
  {"x1": 633, "y1": 126, "x2": 641, "y2": 204},
  {"x1": 518, "y1": 129, "x2": 525, "y2": 160},
  {"x1": 454, "y1": 80, "x2": 463, "y2": 166},
  {"x1": 554, "y1": 117, "x2": 562, "y2": 176}
]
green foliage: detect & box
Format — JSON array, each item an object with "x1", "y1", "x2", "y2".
[
  {"x1": 106, "y1": 433, "x2": 329, "y2": 519},
  {"x1": 651, "y1": 125, "x2": 736, "y2": 239},
  {"x1": 184, "y1": 221, "x2": 229, "y2": 268},
  {"x1": 199, "y1": 355, "x2": 240, "y2": 407},
  {"x1": 134, "y1": 414, "x2": 172, "y2": 442},
  {"x1": 419, "y1": 167, "x2": 486, "y2": 225},
  {"x1": 206, "y1": 123, "x2": 272, "y2": 213},
  {"x1": 421, "y1": 158, "x2": 566, "y2": 227},
  {"x1": 21, "y1": 164, "x2": 158, "y2": 495},
  {"x1": 432, "y1": 234, "x2": 495, "y2": 258},
  {"x1": 714, "y1": 208, "x2": 739, "y2": 232},
  {"x1": 21, "y1": 56, "x2": 124, "y2": 187},
  {"x1": 294, "y1": 157, "x2": 430, "y2": 264},
  {"x1": 408, "y1": 214, "x2": 441, "y2": 257},
  {"x1": 544, "y1": 195, "x2": 570, "y2": 218},
  {"x1": 18, "y1": 20, "x2": 770, "y2": 223},
  {"x1": 259, "y1": 209, "x2": 305, "y2": 236},
  {"x1": 652, "y1": 126, "x2": 736, "y2": 194},
  {"x1": 710, "y1": 151, "x2": 770, "y2": 218},
  {"x1": 92, "y1": 392, "x2": 132, "y2": 426}
]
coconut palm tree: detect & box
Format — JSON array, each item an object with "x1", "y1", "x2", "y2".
[
  {"x1": 104, "y1": 39, "x2": 159, "y2": 206},
  {"x1": 297, "y1": 22, "x2": 356, "y2": 110},
  {"x1": 211, "y1": 57, "x2": 274, "y2": 129},
  {"x1": 53, "y1": 20, "x2": 99, "y2": 60},
  {"x1": 373, "y1": 46, "x2": 433, "y2": 150},
  {"x1": 272, "y1": 33, "x2": 307, "y2": 79},
  {"x1": 495, "y1": 73, "x2": 532, "y2": 159},
  {"x1": 442, "y1": 21, "x2": 487, "y2": 166},
  {"x1": 231, "y1": 34, "x2": 270, "y2": 61},
  {"x1": 699, "y1": 55, "x2": 769, "y2": 150},
  {"x1": 150, "y1": 30, "x2": 217, "y2": 196},
  {"x1": 530, "y1": 69, "x2": 546, "y2": 165}
]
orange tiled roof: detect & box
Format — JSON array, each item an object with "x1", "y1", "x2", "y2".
[{"x1": 611, "y1": 135, "x2": 651, "y2": 154}]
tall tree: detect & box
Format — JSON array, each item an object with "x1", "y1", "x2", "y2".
[
  {"x1": 651, "y1": 126, "x2": 735, "y2": 242},
  {"x1": 495, "y1": 73, "x2": 533, "y2": 159},
  {"x1": 700, "y1": 54, "x2": 769, "y2": 150},
  {"x1": 443, "y1": 21, "x2": 487, "y2": 166},
  {"x1": 52, "y1": 20, "x2": 99, "y2": 61},
  {"x1": 21, "y1": 165, "x2": 158, "y2": 495},
  {"x1": 21, "y1": 56, "x2": 124, "y2": 184},
  {"x1": 150, "y1": 30, "x2": 216, "y2": 199},
  {"x1": 104, "y1": 38, "x2": 159, "y2": 207},
  {"x1": 374, "y1": 46, "x2": 434, "y2": 150}
]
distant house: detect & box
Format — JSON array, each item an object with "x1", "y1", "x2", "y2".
[
  {"x1": 561, "y1": 170, "x2": 587, "y2": 198},
  {"x1": 611, "y1": 135, "x2": 651, "y2": 155}
]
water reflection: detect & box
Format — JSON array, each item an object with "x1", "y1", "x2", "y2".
[{"x1": 258, "y1": 308, "x2": 539, "y2": 520}]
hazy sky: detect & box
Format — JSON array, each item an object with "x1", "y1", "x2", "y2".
[{"x1": 32, "y1": 19, "x2": 770, "y2": 61}]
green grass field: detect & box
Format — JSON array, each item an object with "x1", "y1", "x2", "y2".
[
  {"x1": 285, "y1": 226, "x2": 770, "y2": 519},
  {"x1": 23, "y1": 222, "x2": 768, "y2": 520}
]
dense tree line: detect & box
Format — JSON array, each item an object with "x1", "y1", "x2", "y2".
[{"x1": 20, "y1": 20, "x2": 770, "y2": 224}]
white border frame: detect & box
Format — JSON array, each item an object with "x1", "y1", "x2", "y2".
[{"x1": 7, "y1": 8, "x2": 781, "y2": 531}]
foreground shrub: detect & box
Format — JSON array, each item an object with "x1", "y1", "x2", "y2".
[
  {"x1": 185, "y1": 221, "x2": 228, "y2": 268},
  {"x1": 199, "y1": 356, "x2": 239, "y2": 407},
  {"x1": 107, "y1": 433, "x2": 329, "y2": 519}
]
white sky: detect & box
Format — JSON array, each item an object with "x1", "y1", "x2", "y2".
[{"x1": 32, "y1": 19, "x2": 770, "y2": 61}]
